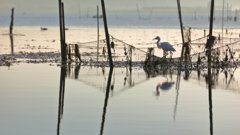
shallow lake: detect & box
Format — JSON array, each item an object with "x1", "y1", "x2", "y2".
[{"x1": 1, "y1": 63, "x2": 240, "y2": 135}]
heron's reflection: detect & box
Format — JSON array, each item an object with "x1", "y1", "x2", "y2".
[{"x1": 155, "y1": 80, "x2": 175, "y2": 96}]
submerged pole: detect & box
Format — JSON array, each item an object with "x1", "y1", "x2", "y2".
[
  {"x1": 176, "y1": 0, "x2": 185, "y2": 62},
  {"x1": 101, "y1": 0, "x2": 113, "y2": 67}
]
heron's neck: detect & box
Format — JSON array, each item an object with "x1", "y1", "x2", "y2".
[{"x1": 156, "y1": 39, "x2": 161, "y2": 47}]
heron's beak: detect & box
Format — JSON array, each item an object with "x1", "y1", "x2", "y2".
[{"x1": 153, "y1": 38, "x2": 156, "y2": 40}]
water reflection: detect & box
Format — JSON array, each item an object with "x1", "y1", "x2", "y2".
[
  {"x1": 56, "y1": 64, "x2": 240, "y2": 134},
  {"x1": 74, "y1": 63, "x2": 81, "y2": 79},
  {"x1": 207, "y1": 68, "x2": 213, "y2": 135},
  {"x1": 174, "y1": 71, "x2": 181, "y2": 121},
  {"x1": 66, "y1": 65, "x2": 240, "y2": 97},
  {"x1": 100, "y1": 67, "x2": 113, "y2": 135},
  {"x1": 155, "y1": 80, "x2": 175, "y2": 96},
  {"x1": 57, "y1": 65, "x2": 66, "y2": 135}
]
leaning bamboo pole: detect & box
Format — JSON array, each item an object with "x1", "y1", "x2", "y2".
[{"x1": 100, "y1": 0, "x2": 113, "y2": 67}]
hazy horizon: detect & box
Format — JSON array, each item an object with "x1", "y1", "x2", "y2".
[{"x1": 0, "y1": 0, "x2": 239, "y2": 14}]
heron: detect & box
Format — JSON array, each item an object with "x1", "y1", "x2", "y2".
[{"x1": 153, "y1": 36, "x2": 176, "y2": 57}]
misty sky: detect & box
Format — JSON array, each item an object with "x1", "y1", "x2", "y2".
[{"x1": 0, "y1": 0, "x2": 239, "y2": 13}]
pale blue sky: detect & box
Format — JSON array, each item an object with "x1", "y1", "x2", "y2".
[{"x1": 0, "y1": 0, "x2": 239, "y2": 13}]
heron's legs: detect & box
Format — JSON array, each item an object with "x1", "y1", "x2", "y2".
[
  {"x1": 170, "y1": 51, "x2": 173, "y2": 58},
  {"x1": 163, "y1": 51, "x2": 169, "y2": 58}
]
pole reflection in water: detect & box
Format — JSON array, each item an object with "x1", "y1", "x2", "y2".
[
  {"x1": 57, "y1": 65, "x2": 66, "y2": 135},
  {"x1": 174, "y1": 70, "x2": 181, "y2": 121},
  {"x1": 100, "y1": 67, "x2": 114, "y2": 135},
  {"x1": 74, "y1": 63, "x2": 81, "y2": 79},
  {"x1": 208, "y1": 68, "x2": 213, "y2": 135}
]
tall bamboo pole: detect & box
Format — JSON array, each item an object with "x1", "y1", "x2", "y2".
[
  {"x1": 100, "y1": 0, "x2": 113, "y2": 67},
  {"x1": 10, "y1": 8, "x2": 14, "y2": 35},
  {"x1": 222, "y1": 0, "x2": 224, "y2": 59},
  {"x1": 58, "y1": 0, "x2": 67, "y2": 63},
  {"x1": 10, "y1": 8, "x2": 14, "y2": 55},
  {"x1": 208, "y1": 1, "x2": 214, "y2": 134},
  {"x1": 176, "y1": 0, "x2": 185, "y2": 62},
  {"x1": 97, "y1": 5, "x2": 99, "y2": 62},
  {"x1": 62, "y1": 3, "x2": 66, "y2": 45}
]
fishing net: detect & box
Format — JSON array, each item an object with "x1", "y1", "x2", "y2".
[
  {"x1": 68, "y1": 35, "x2": 149, "y2": 68},
  {"x1": 66, "y1": 27, "x2": 240, "y2": 70}
]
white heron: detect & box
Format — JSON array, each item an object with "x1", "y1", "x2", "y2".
[{"x1": 153, "y1": 36, "x2": 176, "y2": 57}]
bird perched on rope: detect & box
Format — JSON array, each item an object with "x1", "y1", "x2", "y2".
[{"x1": 153, "y1": 36, "x2": 176, "y2": 57}]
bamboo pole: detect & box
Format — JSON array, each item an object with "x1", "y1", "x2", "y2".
[
  {"x1": 208, "y1": 2, "x2": 214, "y2": 134},
  {"x1": 136, "y1": 4, "x2": 141, "y2": 20},
  {"x1": 10, "y1": 8, "x2": 14, "y2": 55},
  {"x1": 9, "y1": 8, "x2": 14, "y2": 35},
  {"x1": 222, "y1": 0, "x2": 224, "y2": 59},
  {"x1": 62, "y1": 3, "x2": 66, "y2": 45},
  {"x1": 62, "y1": 3, "x2": 67, "y2": 62},
  {"x1": 176, "y1": 0, "x2": 185, "y2": 63},
  {"x1": 101, "y1": 0, "x2": 113, "y2": 67},
  {"x1": 58, "y1": 0, "x2": 67, "y2": 63},
  {"x1": 10, "y1": 34, "x2": 14, "y2": 55},
  {"x1": 97, "y1": 5, "x2": 99, "y2": 62}
]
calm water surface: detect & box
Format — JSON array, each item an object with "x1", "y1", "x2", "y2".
[
  {"x1": 0, "y1": 63, "x2": 240, "y2": 135},
  {"x1": 1, "y1": 13, "x2": 240, "y2": 29}
]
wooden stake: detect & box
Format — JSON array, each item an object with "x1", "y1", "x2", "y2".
[
  {"x1": 9, "y1": 8, "x2": 14, "y2": 35},
  {"x1": 9, "y1": 8, "x2": 14, "y2": 55}
]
